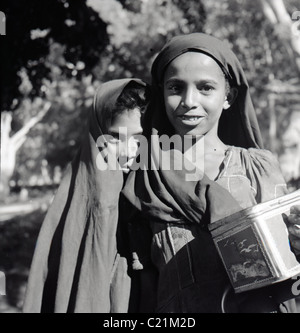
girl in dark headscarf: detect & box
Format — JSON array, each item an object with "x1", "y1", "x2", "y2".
[
  {"x1": 23, "y1": 78, "x2": 150, "y2": 313},
  {"x1": 122, "y1": 33, "x2": 300, "y2": 313}
]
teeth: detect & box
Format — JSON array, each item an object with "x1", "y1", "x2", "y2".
[{"x1": 181, "y1": 116, "x2": 200, "y2": 121}]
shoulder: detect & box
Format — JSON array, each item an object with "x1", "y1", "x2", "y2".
[
  {"x1": 227, "y1": 146, "x2": 287, "y2": 201},
  {"x1": 247, "y1": 147, "x2": 278, "y2": 162},
  {"x1": 227, "y1": 146, "x2": 280, "y2": 170}
]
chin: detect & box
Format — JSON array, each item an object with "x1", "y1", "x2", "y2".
[{"x1": 178, "y1": 128, "x2": 204, "y2": 138}]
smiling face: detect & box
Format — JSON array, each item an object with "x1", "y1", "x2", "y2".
[
  {"x1": 163, "y1": 52, "x2": 231, "y2": 138},
  {"x1": 106, "y1": 108, "x2": 143, "y2": 173}
]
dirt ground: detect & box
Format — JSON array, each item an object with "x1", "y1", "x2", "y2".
[{"x1": 0, "y1": 208, "x2": 46, "y2": 312}]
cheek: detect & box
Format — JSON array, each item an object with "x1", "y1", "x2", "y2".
[
  {"x1": 206, "y1": 95, "x2": 226, "y2": 115},
  {"x1": 129, "y1": 139, "x2": 139, "y2": 154},
  {"x1": 165, "y1": 95, "x2": 180, "y2": 114},
  {"x1": 106, "y1": 143, "x2": 118, "y2": 157}
]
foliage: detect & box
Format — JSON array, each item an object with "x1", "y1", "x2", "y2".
[
  {"x1": 11, "y1": 41, "x2": 101, "y2": 185},
  {"x1": 87, "y1": 0, "x2": 206, "y2": 83},
  {"x1": 0, "y1": 0, "x2": 108, "y2": 185},
  {"x1": 1, "y1": 0, "x2": 300, "y2": 189},
  {"x1": 0, "y1": 0, "x2": 108, "y2": 111},
  {"x1": 204, "y1": 0, "x2": 300, "y2": 151}
]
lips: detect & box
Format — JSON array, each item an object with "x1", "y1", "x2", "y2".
[
  {"x1": 179, "y1": 115, "x2": 202, "y2": 121},
  {"x1": 118, "y1": 157, "x2": 134, "y2": 171},
  {"x1": 177, "y1": 113, "x2": 206, "y2": 126}
]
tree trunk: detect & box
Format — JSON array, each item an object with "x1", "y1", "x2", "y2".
[
  {"x1": 0, "y1": 102, "x2": 51, "y2": 202},
  {"x1": 260, "y1": 0, "x2": 300, "y2": 74}
]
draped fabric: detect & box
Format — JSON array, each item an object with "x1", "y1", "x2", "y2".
[
  {"x1": 23, "y1": 79, "x2": 147, "y2": 313},
  {"x1": 149, "y1": 33, "x2": 264, "y2": 149},
  {"x1": 123, "y1": 32, "x2": 263, "y2": 237},
  {"x1": 122, "y1": 33, "x2": 297, "y2": 312}
]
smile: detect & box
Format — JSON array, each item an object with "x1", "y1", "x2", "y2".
[{"x1": 177, "y1": 115, "x2": 205, "y2": 126}]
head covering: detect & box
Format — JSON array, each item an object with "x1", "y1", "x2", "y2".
[
  {"x1": 91, "y1": 78, "x2": 147, "y2": 139},
  {"x1": 123, "y1": 33, "x2": 262, "y2": 226},
  {"x1": 121, "y1": 34, "x2": 293, "y2": 313},
  {"x1": 149, "y1": 32, "x2": 263, "y2": 149},
  {"x1": 23, "y1": 78, "x2": 147, "y2": 313}
]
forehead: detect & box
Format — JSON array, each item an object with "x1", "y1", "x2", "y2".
[
  {"x1": 109, "y1": 108, "x2": 143, "y2": 134},
  {"x1": 164, "y1": 52, "x2": 225, "y2": 82}
]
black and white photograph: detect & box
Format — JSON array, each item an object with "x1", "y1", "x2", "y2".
[{"x1": 0, "y1": 0, "x2": 300, "y2": 317}]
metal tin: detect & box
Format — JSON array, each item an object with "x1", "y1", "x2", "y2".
[{"x1": 209, "y1": 190, "x2": 300, "y2": 293}]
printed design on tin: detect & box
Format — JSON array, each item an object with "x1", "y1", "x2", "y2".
[{"x1": 217, "y1": 225, "x2": 273, "y2": 288}]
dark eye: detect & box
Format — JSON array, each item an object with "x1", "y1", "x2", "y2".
[
  {"x1": 166, "y1": 83, "x2": 182, "y2": 94},
  {"x1": 199, "y1": 84, "x2": 214, "y2": 94},
  {"x1": 132, "y1": 135, "x2": 141, "y2": 144},
  {"x1": 108, "y1": 134, "x2": 121, "y2": 144}
]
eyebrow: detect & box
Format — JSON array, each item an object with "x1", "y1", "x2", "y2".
[
  {"x1": 165, "y1": 78, "x2": 219, "y2": 85},
  {"x1": 108, "y1": 130, "x2": 120, "y2": 137}
]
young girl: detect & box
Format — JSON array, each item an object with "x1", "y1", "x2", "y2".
[
  {"x1": 122, "y1": 33, "x2": 300, "y2": 313},
  {"x1": 23, "y1": 78, "x2": 150, "y2": 312}
]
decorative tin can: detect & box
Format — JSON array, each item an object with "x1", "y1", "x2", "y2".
[{"x1": 209, "y1": 190, "x2": 300, "y2": 293}]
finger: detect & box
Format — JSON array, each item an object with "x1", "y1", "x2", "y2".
[
  {"x1": 290, "y1": 205, "x2": 300, "y2": 214},
  {"x1": 287, "y1": 214, "x2": 300, "y2": 225},
  {"x1": 290, "y1": 239, "x2": 300, "y2": 254},
  {"x1": 282, "y1": 213, "x2": 290, "y2": 226},
  {"x1": 283, "y1": 211, "x2": 300, "y2": 226},
  {"x1": 288, "y1": 225, "x2": 300, "y2": 237}
]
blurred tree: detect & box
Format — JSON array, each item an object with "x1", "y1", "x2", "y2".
[
  {"x1": 1, "y1": 0, "x2": 299, "y2": 197},
  {"x1": 259, "y1": 0, "x2": 300, "y2": 73},
  {"x1": 0, "y1": 104, "x2": 50, "y2": 200},
  {"x1": 7, "y1": 0, "x2": 206, "y2": 192},
  {"x1": 0, "y1": 0, "x2": 108, "y2": 197},
  {"x1": 279, "y1": 110, "x2": 300, "y2": 181},
  {"x1": 87, "y1": 0, "x2": 206, "y2": 83},
  {"x1": 12, "y1": 42, "x2": 100, "y2": 191},
  {"x1": 0, "y1": 0, "x2": 108, "y2": 112},
  {"x1": 204, "y1": 0, "x2": 300, "y2": 153}
]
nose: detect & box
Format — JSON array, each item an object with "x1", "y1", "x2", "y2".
[
  {"x1": 119, "y1": 138, "x2": 138, "y2": 159},
  {"x1": 127, "y1": 137, "x2": 139, "y2": 159},
  {"x1": 118, "y1": 141, "x2": 127, "y2": 158},
  {"x1": 182, "y1": 85, "x2": 198, "y2": 109}
]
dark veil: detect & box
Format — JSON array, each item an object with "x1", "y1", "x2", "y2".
[
  {"x1": 149, "y1": 32, "x2": 263, "y2": 149},
  {"x1": 23, "y1": 78, "x2": 147, "y2": 313},
  {"x1": 122, "y1": 34, "x2": 297, "y2": 313}
]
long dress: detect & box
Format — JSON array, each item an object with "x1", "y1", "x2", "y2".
[{"x1": 123, "y1": 146, "x2": 298, "y2": 313}]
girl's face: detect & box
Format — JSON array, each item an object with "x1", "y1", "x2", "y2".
[
  {"x1": 163, "y1": 52, "x2": 230, "y2": 138},
  {"x1": 106, "y1": 108, "x2": 143, "y2": 173}
]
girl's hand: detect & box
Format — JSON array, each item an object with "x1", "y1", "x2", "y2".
[{"x1": 286, "y1": 205, "x2": 300, "y2": 257}]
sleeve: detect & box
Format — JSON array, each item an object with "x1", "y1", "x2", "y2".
[
  {"x1": 243, "y1": 148, "x2": 288, "y2": 204},
  {"x1": 241, "y1": 149, "x2": 299, "y2": 311}
]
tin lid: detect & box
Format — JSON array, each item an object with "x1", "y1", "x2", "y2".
[{"x1": 208, "y1": 189, "x2": 300, "y2": 237}]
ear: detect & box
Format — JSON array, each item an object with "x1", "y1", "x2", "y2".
[{"x1": 223, "y1": 87, "x2": 238, "y2": 110}]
